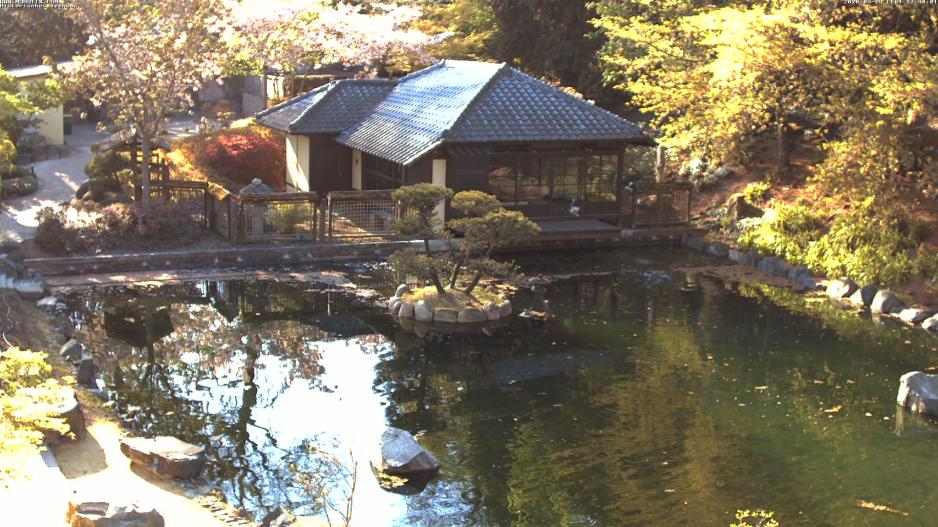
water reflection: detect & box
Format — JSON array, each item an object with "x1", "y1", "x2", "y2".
[{"x1": 65, "y1": 253, "x2": 938, "y2": 526}]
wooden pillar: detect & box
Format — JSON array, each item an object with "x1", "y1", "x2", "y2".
[
  {"x1": 655, "y1": 145, "x2": 667, "y2": 182},
  {"x1": 616, "y1": 150, "x2": 625, "y2": 228}
]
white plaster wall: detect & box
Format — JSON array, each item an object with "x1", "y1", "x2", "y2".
[
  {"x1": 285, "y1": 134, "x2": 310, "y2": 192},
  {"x1": 352, "y1": 149, "x2": 362, "y2": 190}
]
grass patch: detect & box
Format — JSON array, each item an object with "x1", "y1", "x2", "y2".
[{"x1": 403, "y1": 286, "x2": 503, "y2": 310}]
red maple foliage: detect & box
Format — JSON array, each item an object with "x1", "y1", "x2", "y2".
[{"x1": 201, "y1": 130, "x2": 286, "y2": 191}]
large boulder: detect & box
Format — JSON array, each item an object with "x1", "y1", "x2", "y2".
[
  {"x1": 483, "y1": 302, "x2": 501, "y2": 321},
  {"x1": 66, "y1": 501, "x2": 164, "y2": 527},
  {"x1": 772, "y1": 259, "x2": 794, "y2": 278},
  {"x1": 684, "y1": 236, "x2": 707, "y2": 252},
  {"x1": 757, "y1": 256, "x2": 780, "y2": 275},
  {"x1": 871, "y1": 289, "x2": 904, "y2": 314},
  {"x1": 705, "y1": 242, "x2": 730, "y2": 258},
  {"x1": 387, "y1": 296, "x2": 402, "y2": 315},
  {"x1": 371, "y1": 427, "x2": 441, "y2": 486},
  {"x1": 897, "y1": 372, "x2": 938, "y2": 418},
  {"x1": 394, "y1": 284, "x2": 410, "y2": 297},
  {"x1": 433, "y1": 308, "x2": 458, "y2": 324},
  {"x1": 398, "y1": 302, "x2": 415, "y2": 319},
  {"x1": 77, "y1": 354, "x2": 97, "y2": 388},
  {"x1": 120, "y1": 436, "x2": 206, "y2": 480},
  {"x1": 497, "y1": 301, "x2": 512, "y2": 318},
  {"x1": 60, "y1": 339, "x2": 84, "y2": 364},
  {"x1": 725, "y1": 193, "x2": 764, "y2": 221},
  {"x1": 44, "y1": 386, "x2": 86, "y2": 444},
  {"x1": 898, "y1": 308, "x2": 935, "y2": 325},
  {"x1": 797, "y1": 274, "x2": 820, "y2": 292},
  {"x1": 787, "y1": 265, "x2": 810, "y2": 281},
  {"x1": 457, "y1": 307, "x2": 487, "y2": 324},
  {"x1": 923, "y1": 314, "x2": 938, "y2": 333},
  {"x1": 826, "y1": 278, "x2": 858, "y2": 300},
  {"x1": 848, "y1": 285, "x2": 878, "y2": 307},
  {"x1": 414, "y1": 301, "x2": 433, "y2": 323},
  {"x1": 727, "y1": 249, "x2": 753, "y2": 266}
]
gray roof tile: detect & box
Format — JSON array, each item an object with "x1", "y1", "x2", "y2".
[
  {"x1": 255, "y1": 79, "x2": 394, "y2": 134},
  {"x1": 255, "y1": 60, "x2": 652, "y2": 165}
]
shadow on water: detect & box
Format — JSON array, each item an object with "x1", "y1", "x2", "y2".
[{"x1": 64, "y1": 248, "x2": 938, "y2": 527}]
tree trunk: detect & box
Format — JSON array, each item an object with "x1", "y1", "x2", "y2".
[
  {"x1": 423, "y1": 238, "x2": 446, "y2": 294},
  {"x1": 140, "y1": 135, "x2": 152, "y2": 209},
  {"x1": 776, "y1": 123, "x2": 789, "y2": 175},
  {"x1": 463, "y1": 246, "x2": 495, "y2": 296}
]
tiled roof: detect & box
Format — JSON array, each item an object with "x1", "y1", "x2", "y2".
[
  {"x1": 448, "y1": 68, "x2": 649, "y2": 144},
  {"x1": 255, "y1": 79, "x2": 394, "y2": 134},
  {"x1": 338, "y1": 61, "x2": 505, "y2": 165},
  {"x1": 255, "y1": 60, "x2": 652, "y2": 165}
]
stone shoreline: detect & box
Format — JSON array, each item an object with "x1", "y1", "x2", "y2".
[{"x1": 683, "y1": 235, "x2": 938, "y2": 337}]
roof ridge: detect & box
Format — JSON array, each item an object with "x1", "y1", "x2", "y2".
[
  {"x1": 255, "y1": 83, "x2": 330, "y2": 120},
  {"x1": 287, "y1": 81, "x2": 342, "y2": 131},
  {"x1": 509, "y1": 69, "x2": 646, "y2": 136},
  {"x1": 397, "y1": 60, "x2": 446, "y2": 82},
  {"x1": 441, "y1": 62, "x2": 509, "y2": 143},
  {"x1": 291, "y1": 79, "x2": 398, "y2": 133},
  {"x1": 402, "y1": 62, "x2": 508, "y2": 165}
]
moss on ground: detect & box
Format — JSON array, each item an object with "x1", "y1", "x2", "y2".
[{"x1": 403, "y1": 286, "x2": 503, "y2": 310}]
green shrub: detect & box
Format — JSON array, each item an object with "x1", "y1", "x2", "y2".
[
  {"x1": 737, "y1": 204, "x2": 824, "y2": 264},
  {"x1": 134, "y1": 202, "x2": 193, "y2": 240},
  {"x1": 0, "y1": 347, "x2": 67, "y2": 482},
  {"x1": 265, "y1": 204, "x2": 309, "y2": 234},
  {"x1": 741, "y1": 181, "x2": 772, "y2": 204},
  {"x1": 804, "y1": 203, "x2": 922, "y2": 285},
  {"x1": 35, "y1": 207, "x2": 87, "y2": 255},
  {"x1": 85, "y1": 150, "x2": 130, "y2": 181},
  {"x1": 1, "y1": 173, "x2": 37, "y2": 198}
]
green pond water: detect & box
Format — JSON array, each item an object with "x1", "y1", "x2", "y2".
[{"x1": 64, "y1": 248, "x2": 938, "y2": 527}]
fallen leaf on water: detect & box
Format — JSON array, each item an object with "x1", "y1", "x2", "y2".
[
  {"x1": 856, "y1": 499, "x2": 909, "y2": 517},
  {"x1": 754, "y1": 385, "x2": 768, "y2": 391},
  {"x1": 813, "y1": 380, "x2": 824, "y2": 384},
  {"x1": 823, "y1": 405, "x2": 844, "y2": 414}
]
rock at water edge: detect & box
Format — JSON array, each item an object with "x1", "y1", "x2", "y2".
[
  {"x1": 483, "y1": 302, "x2": 500, "y2": 321},
  {"x1": 849, "y1": 285, "x2": 878, "y2": 307},
  {"x1": 77, "y1": 355, "x2": 97, "y2": 388},
  {"x1": 457, "y1": 307, "x2": 486, "y2": 324},
  {"x1": 395, "y1": 284, "x2": 410, "y2": 297},
  {"x1": 398, "y1": 302, "x2": 415, "y2": 319},
  {"x1": 871, "y1": 289, "x2": 904, "y2": 314},
  {"x1": 497, "y1": 301, "x2": 512, "y2": 318},
  {"x1": 434, "y1": 308, "x2": 458, "y2": 324},
  {"x1": 923, "y1": 314, "x2": 938, "y2": 333},
  {"x1": 120, "y1": 436, "x2": 206, "y2": 480},
  {"x1": 826, "y1": 278, "x2": 858, "y2": 299},
  {"x1": 897, "y1": 372, "x2": 938, "y2": 418},
  {"x1": 414, "y1": 301, "x2": 433, "y2": 323},
  {"x1": 899, "y1": 308, "x2": 934, "y2": 325},
  {"x1": 371, "y1": 426, "x2": 442, "y2": 481},
  {"x1": 66, "y1": 501, "x2": 164, "y2": 527},
  {"x1": 60, "y1": 339, "x2": 84, "y2": 364}
]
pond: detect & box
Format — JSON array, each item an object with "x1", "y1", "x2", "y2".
[{"x1": 63, "y1": 247, "x2": 938, "y2": 527}]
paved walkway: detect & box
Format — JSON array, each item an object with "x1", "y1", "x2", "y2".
[
  {"x1": 0, "y1": 123, "x2": 105, "y2": 243},
  {"x1": 0, "y1": 119, "x2": 200, "y2": 243}
]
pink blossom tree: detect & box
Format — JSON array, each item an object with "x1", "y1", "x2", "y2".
[{"x1": 67, "y1": 0, "x2": 231, "y2": 209}]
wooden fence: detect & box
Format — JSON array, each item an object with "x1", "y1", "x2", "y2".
[
  {"x1": 138, "y1": 182, "x2": 693, "y2": 244},
  {"x1": 631, "y1": 182, "x2": 693, "y2": 227},
  {"x1": 325, "y1": 190, "x2": 401, "y2": 241},
  {"x1": 135, "y1": 180, "x2": 210, "y2": 227}
]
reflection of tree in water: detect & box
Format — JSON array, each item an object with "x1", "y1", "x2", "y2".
[{"x1": 65, "y1": 280, "x2": 382, "y2": 521}]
